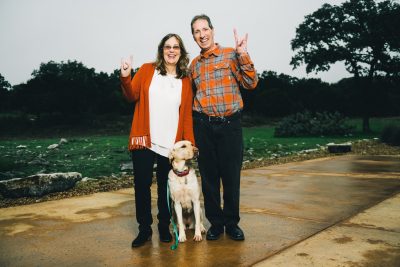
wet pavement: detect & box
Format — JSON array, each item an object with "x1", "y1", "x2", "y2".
[{"x1": 0, "y1": 155, "x2": 399, "y2": 266}]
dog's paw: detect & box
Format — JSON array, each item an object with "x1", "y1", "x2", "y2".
[
  {"x1": 178, "y1": 233, "x2": 187, "y2": 243},
  {"x1": 193, "y1": 233, "x2": 203, "y2": 242},
  {"x1": 200, "y1": 224, "x2": 206, "y2": 233}
]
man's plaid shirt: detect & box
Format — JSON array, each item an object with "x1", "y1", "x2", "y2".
[{"x1": 190, "y1": 44, "x2": 258, "y2": 117}]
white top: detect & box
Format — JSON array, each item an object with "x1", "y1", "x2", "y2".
[{"x1": 148, "y1": 70, "x2": 182, "y2": 158}]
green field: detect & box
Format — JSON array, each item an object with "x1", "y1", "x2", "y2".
[
  {"x1": 1, "y1": 117, "x2": 398, "y2": 181},
  {"x1": 244, "y1": 118, "x2": 372, "y2": 159}
]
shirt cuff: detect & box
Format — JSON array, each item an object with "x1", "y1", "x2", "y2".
[
  {"x1": 237, "y1": 53, "x2": 253, "y2": 65},
  {"x1": 120, "y1": 75, "x2": 131, "y2": 87}
]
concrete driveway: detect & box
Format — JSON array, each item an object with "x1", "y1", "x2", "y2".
[{"x1": 1, "y1": 155, "x2": 399, "y2": 266}]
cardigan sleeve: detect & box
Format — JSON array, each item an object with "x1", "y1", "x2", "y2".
[
  {"x1": 182, "y1": 78, "x2": 195, "y2": 145},
  {"x1": 120, "y1": 64, "x2": 148, "y2": 102}
]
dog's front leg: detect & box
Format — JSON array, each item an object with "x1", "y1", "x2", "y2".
[
  {"x1": 193, "y1": 200, "x2": 203, "y2": 241},
  {"x1": 174, "y1": 202, "x2": 186, "y2": 242}
]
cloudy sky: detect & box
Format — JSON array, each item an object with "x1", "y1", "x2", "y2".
[{"x1": 0, "y1": 0, "x2": 351, "y2": 86}]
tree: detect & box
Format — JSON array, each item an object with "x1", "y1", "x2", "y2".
[
  {"x1": 6, "y1": 60, "x2": 133, "y2": 121},
  {"x1": 291, "y1": 0, "x2": 400, "y2": 132},
  {"x1": 0, "y1": 73, "x2": 11, "y2": 111},
  {"x1": 0, "y1": 73, "x2": 11, "y2": 91}
]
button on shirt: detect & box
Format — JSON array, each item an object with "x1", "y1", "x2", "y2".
[{"x1": 190, "y1": 44, "x2": 258, "y2": 117}]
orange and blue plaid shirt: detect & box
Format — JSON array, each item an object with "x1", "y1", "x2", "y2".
[{"x1": 190, "y1": 44, "x2": 258, "y2": 117}]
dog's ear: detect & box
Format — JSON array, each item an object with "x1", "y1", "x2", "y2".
[{"x1": 168, "y1": 150, "x2": 174, "y2": 163}]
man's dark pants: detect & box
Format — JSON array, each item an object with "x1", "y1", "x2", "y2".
[{"x1": 193, "y1": 112, "x2": 243, "y2": 231}]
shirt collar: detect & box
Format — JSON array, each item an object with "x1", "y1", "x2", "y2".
[{"x1": 200, "y1": 43, "x2": 221, "y2": 59}]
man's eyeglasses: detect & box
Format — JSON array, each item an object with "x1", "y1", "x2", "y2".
[{"x1": 163, "y1": 45, "x2": 181, "y2": 51}]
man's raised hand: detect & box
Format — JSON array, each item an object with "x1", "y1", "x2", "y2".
[{"x1": 234, "y1": 28, "x2": 248, "y2": 54}]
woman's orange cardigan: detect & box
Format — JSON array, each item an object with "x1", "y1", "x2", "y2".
[{"x1": 120, "y1": 63, "x2": 195, "y2": 151}]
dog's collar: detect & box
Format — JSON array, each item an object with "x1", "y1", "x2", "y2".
[{"x1": 173, "y1": 168, "x2": 190, "y2": 177}]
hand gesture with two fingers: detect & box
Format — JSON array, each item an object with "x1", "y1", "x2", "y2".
[{"x1": 234, "y1": 28, "x2": 248, "y2": 55}]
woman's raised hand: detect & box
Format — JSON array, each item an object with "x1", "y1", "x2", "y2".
[{"x1": 120, "y1": 55, "x2": 133, "y2": 77}]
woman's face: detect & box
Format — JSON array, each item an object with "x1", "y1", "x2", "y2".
[{"x1": 163, "y1": 37, "x2": 181, "y2": 67}]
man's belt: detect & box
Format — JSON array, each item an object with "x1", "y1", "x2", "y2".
[{"x1": 193, "y1": 111, "x2": 241, "y2": 123}]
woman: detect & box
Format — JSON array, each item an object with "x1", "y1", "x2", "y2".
[{"x1": 120, "y1": 33, "x2": 194, "y2": 248}]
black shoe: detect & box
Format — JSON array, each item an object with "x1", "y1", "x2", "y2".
[
  {"x1": 158, "y1": 226, "x2": 172, "y2": 243},
  {"x1": 131, "y1": 229, "x2": 152, "y2": 247},
  {"x1": 206, "y1": 226, "x2": 223, "y2": 241},
  {"x1": 225, "y1": 225, "x2": 245, "y2": 241}
]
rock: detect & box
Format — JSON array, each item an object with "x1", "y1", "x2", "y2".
[
  {"x1": 120, "y1": 162, "x2": 133, "y2": 171},
  {"x1": 16, "y1": 145, "x2": 27, "y2": 149},
  {"x1": 0, "y1": 172, "x2": 82, "y2": 198},
  {"x1": 47, "y1": 144, "x2": 59, "y2": 149},
  {"x1": 0, "y1": 172, "x2": 16, "y2": 180},
  {"x1": 28, "y1": 157, "x2": 50, "y2": 166},
  {"x1": 59, "y1": 138, "x2": 68, "y2": 144},
  {"x1": 327, "y1": 142, "x2": 352, "y2": 153},
  {"x1": 80, "y1": 177, "x2": 97, "y2": 182},
  {"x1": 299, "y1": 148, "x2": 319, "y2": 154}
]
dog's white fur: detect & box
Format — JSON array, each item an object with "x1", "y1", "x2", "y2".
[{"x1": 168, "y1": 140, "x2": 206, "y2": 242}]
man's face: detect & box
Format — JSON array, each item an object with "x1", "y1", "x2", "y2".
[{"x1": 192, "y1": 19, "x2": 215, "y2": 52}]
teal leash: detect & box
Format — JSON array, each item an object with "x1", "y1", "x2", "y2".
[{"x1": 167, "y1": 183, "x2": 179, "y2": 250}]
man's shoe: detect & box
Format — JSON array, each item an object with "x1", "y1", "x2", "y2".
[
  {"x1": 131, "y1": 229, "x2": 152, "y2": 247},
  {"x1": 225, "y1": 225, "x2": 245, "y2": 241},
  {"x1": 158, "y1": 226, "x2": 172, "y2": 243},
  {"x1": 206, "y1": 226, "x2": 223, "y2": 241}
]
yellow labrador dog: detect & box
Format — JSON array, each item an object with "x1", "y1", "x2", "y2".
[{"x1": 168, "y1": 140, "x2": 206, "y2": 242}]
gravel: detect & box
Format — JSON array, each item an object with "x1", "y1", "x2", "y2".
[{"x1": 1, "y1": 139, "x2": 399, "y2": 208}]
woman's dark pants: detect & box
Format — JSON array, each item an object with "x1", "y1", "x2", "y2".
[{"x1": 131, "y1": 149, "x2": 171, "y2": 232}]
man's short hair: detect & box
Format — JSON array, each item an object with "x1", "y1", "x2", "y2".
[{"x1": 190, "y1": 14, "x2": 213, "y2": 34}]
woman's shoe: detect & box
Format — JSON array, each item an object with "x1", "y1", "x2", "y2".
[
  {"x1": 131, "y1": 229, "x2": 152, "y2": 247},
  {"x1": 158, "y1": 226, "x2": 172, "y2": 242}
]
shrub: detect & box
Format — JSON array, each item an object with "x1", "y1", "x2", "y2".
[
  {"x1": 274, "y1": 110, "x2": 354, "y2": 137},
  {"x1": 0, "y1": 112, "x2": 34, "y2": 132},
  {"x1": 380, "y1": 125, "x2": 400, "y2": 146},
  {"x1": 241, "y1": 113, "x2": 273, "y2": 127}
]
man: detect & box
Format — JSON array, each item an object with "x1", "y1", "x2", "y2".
[{"x1": 190, "y1": 14, "x2": 258, "y2": 241}]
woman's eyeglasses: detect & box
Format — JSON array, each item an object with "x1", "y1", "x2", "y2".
[{"x1": 163, "y1": 45, "x2": 181, "y2": 51}]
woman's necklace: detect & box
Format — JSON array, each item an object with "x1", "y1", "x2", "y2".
[{"x1": 166, "y1": 73, "x2": 176, "y2": 88}]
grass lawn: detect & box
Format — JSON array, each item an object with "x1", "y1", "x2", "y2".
[
  {"x1": 0, "y1": 136, "x2": 129, "y2": 180},
  {"x1": 242, "y1": 117, "x2": 388, "y2": 160},
  {"x1": 1, "y1": 117, "x2": 398, "y2": 180}
]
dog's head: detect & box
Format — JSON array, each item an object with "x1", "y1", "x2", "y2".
[{"x1": 169, "y1": 140, "x2": 198, "y2": 163}]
